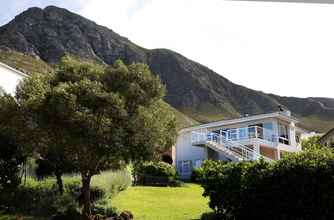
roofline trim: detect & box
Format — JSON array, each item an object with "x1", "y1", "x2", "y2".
[
  {"x1": 180, "y1": 112, "x2": 300, "y2": 133},
  {"x1": 0, "y1": 61, "x2": 28, "y2": 78}
]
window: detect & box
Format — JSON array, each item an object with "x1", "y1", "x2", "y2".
[
  {"x1": 228, "y1": 129, "x2": 237, "y2": 140},
  {"x1": 263, "y1": 122, "x2": 274, "y2": 141},
  {"x1": 194, "y1": 159, "x2": 202, "y2": 168},
  {"x1": 178, "y1": 160, "x2": 192, "y2": 174},
  {"x1": 239, "y1": 127, "x2": 247, "y2": 139},
  {"x1": 248, "y1": 126, "x2": 256, "y2": 138},
  {"x1": 279, "y1": 123, "x2": 289, "y2": 144}
]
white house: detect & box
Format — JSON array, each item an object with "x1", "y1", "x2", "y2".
[
  {"x1": 175, "y1": 110, "x2": 311, "y2": 179},
  {"x1": 0, "y1": 62, "x2": 27, "y2": 94}
]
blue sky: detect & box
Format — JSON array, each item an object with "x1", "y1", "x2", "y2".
[{"x1": 1, "y1": 0, "x2": 334, "y2": 98}]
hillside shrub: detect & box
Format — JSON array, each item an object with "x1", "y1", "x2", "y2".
[
  {"x1": 199, "y1": 149, "x2": 334, "y2": 219},
  {"x1": 134, "y1": 161, "x2": 180, "y2": 186}
]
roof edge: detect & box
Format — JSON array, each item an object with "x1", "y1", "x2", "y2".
[
  {"x1": 180, "y1": 111, "x2": 300, "y2": 133},
  {"x1": 0, "y1": 61, "x2": 28, "y2": 78}
]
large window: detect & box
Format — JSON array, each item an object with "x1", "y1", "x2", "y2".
[
  {"x1": 228, "y1": 129, "x2": 237, "y2": 140},
  {"x1": 279, "y1": 124, "x2": 289, "y2": 144},
  {"x1": 239, "y1": 127, "x2": 247, "y2": 139},
  {"x1": 248, "y1": 123, "x2": 263, "y2": 138},
  {"x1": 263, "y1": 122, "x2": 274, "y2": 141}
]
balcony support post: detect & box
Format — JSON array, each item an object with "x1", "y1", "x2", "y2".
[{"x1": 253, "y1": 142, "x2": 260, "y2": 160}]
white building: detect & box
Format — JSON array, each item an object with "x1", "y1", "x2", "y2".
[
  {"x1": 0, "y1": 62, "x2": 27, "y2": 94},
  {"x1": 175, "y1": 110, "x2": 311, "y2": 179}
]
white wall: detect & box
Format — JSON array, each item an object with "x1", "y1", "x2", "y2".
[
  {"x1": 175, "y1": 131, "x2": 207, "y2": 178},
  {"x1": 0, "y1": 64, "x2": 24, "y2": 94}
]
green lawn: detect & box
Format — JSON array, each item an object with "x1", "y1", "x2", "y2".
[{"x1": 111, "y1": 183, "x2": 211, "y2": 220}]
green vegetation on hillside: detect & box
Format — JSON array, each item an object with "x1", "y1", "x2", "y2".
[
  {"x1": 0, "y1": 51, "x2": 196, "y2": 130},
  {"x1": 169, "y1": 106, "x2": 199, "y2": 129},
  {"x1": 1, "y1": 49, "x2": 332, "y2": 133},
  {"x1": 300, "y1": 116, "x2": 334, "y2": 133},
  {"x1": 0, "y1": 50, "x2": 53, "y2": 75}
]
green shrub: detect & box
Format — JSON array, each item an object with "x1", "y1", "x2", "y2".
[
  {"x1": 301, "y1": 135, "x2": 323, "y2": 151},
  {"x1": 134, "y1": 161, "x2": 179, "y2": 186},
  {"x1": 199, "y1": 149, "x2": 334, "y2": 219},
  {"x1": 0, "y1": 177, "x2": 77, "y2": 217},
  {"x1": 0, "y1": 133, "x2": 26, "y2": 192}
]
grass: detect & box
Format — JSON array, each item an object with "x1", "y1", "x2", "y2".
[
  {"x1": 169, "y1": 105, "x2": 199, "y2": 130},
  {"x1": 0, "y1": 50, "x2": 53, "y2": 75},
  {"x1": 111, "y1": 183, "x2": 211, "y2": 220},
  {"x1": 0, "y1": 211, "x2": 47, "y2": 220},
  {"x1": 0, "y1": 170, "x2": 211, "y2": 220}
]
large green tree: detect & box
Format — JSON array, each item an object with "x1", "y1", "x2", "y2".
[
  {"x1": 0, "y1": 94, "x2": 32, "y2": 192},
  {"x1": 16, "y1": 57, "x2": 176, "y2": 215}
]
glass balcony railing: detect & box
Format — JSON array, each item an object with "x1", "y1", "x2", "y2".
[{"x1": 192, "y1": 126, "x2": 289, "y2": 144}]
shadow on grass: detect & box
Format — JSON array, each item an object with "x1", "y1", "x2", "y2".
[
  {"x1": 190, "y1": 212, "x2": 219, "y2": 220},
  {"x1": 0, "y1": 211, "x2": 47, "y2": 220}
]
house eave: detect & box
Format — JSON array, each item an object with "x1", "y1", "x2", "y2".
[
  {"x1": 180, "y1": 112, "x2": 300, "y2": 133},
  {"x1": 0, "y1": 61, "x2": 28, "y2": 78}
]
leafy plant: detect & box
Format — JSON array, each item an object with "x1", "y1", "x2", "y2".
[
  {"x1": 200, "y1": 149, "x2": 334, "y2": 219},
  {"x1": 134, "y1": 161, "x2": 180, "y2": 186},
  {"x1": 301, "y1": 135, "x2": 323, "y2": 150}
]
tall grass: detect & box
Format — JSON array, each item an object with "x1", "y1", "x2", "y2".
[
  {"x1": 1, "y1": 168, "x2": 133, "y2": 217},
  {"x1": 92, "y1": 169, "x2": 132, "y2": 197}
]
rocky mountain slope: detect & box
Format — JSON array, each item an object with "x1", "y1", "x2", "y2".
[{"x1": 0, "y1": 6, "x2": 333, "y2": 132}]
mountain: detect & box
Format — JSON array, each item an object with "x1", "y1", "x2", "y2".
[{"x1": 0, "y1": 6, "x2": 333, "y2": 132}]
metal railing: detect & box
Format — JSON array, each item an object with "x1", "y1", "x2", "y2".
[
  {"x1": 192, "y1": 129, "x2": 273, "y2": 162},
  {"x1": 192, "y1": 126, "x2": 291, "y2": 145},
  {"x1": 218, "y1": 126, "x2": 277, "y2": 142}
]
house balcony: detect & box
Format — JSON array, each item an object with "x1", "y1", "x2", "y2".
[{"x1": 192, "y1": 126, "x2": 301, "y2": 152}]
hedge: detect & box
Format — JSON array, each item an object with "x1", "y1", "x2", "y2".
[
  {"x1": 199, "y1": 148, "x2": 334, "y2": 219},
  {"x1": 134, "y1": 161, "x2": 180, "y2": 186}
]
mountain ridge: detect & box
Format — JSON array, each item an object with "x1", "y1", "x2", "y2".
[{"x1": 0, "y1": 6, "x2": 333, "y2": 132}]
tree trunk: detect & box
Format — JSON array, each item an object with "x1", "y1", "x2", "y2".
[
  {"x1": 81, "y1": 174, "x2": 92, "y2": 216},
  {"x1": 55, "y1": 171, "x2": 64, "y2": 195}
]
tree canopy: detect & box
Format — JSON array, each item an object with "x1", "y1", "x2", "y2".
[
  {"x1": 16, "y1": 57, "x2": 177, "y2": 215},
  {"x1": 0, "y1": 94, "x2": 31, "y2": 192}
]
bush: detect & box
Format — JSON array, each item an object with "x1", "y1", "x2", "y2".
[
  {"x1": 199, "y1": 149, "x2": 334, "y2": 219},
  {"x1": 0, "y1": 169, "x2": 131, "y2": 217},
  {"x1": 0, "y1": 133, "x2": 26, "y2": 192},
  {"x1": 301, "y1": 135, "x2": 323, "y2": 150},
  {"x1": 0, "y1": 177, "x2": 77, "y2": 216},
  {"x1": 134, "y1": 161, "x2": 180, "y2": 186}
]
